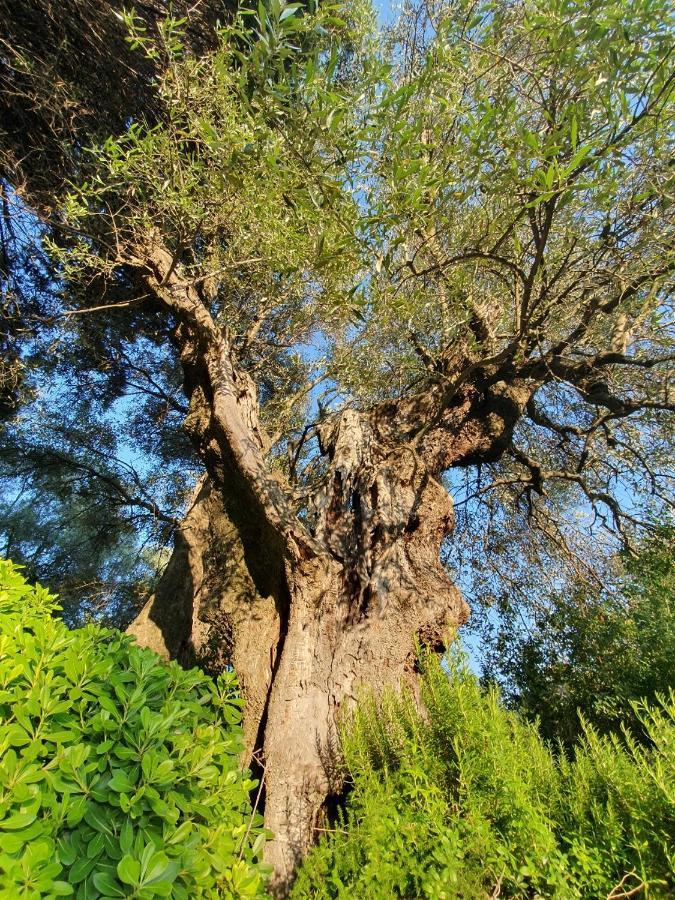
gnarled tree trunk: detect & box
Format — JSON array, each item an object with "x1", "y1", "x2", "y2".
[
  {"x1": 258, "y1": 408, "x2": 469, "y2": 880},
  {"x1": 129, "y1": 405, "x2": 470, "y2": 887},
  {"x1": 127, "y1": 237, "x2": 533, "y2": 893}
]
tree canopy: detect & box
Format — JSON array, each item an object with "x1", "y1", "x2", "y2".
[{"x1": 3, "y1": 0, "x2": 673, "y2": 615}]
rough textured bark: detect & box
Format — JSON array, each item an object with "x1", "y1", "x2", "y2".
[
  {"x1": 259, "y1": 408, "x2": 469, "y2": 882},
  {"x1": 130, "y1": 406, "x2": 470, "y2": 887},
  {"x1": 128, "y1": 476, "x2": 282, "y2": 756},
  {"x1": 127, "y1": 237, "x2": 535, "y2": 893}
]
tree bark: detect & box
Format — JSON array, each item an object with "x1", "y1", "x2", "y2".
[
  {"x1": 128, "y1": 476, "x2": 283, "y2": 756},
  {"x1": 130, "y1": 406, "x2": 469, "y2": 890},
  {"x1": 259, "y1": 408, "x2": 469, "y2": 884},
  {"x1": 126, "y1": 398, "x2": 481, "y2": 888}
]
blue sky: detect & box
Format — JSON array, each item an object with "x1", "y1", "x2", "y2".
[{"x1": 375, "y1": 0, "x2": 396, "y2": 24}]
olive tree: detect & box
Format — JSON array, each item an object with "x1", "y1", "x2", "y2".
[{"x1": 18, "y1": 0, "x2": 675, "y2": 887}]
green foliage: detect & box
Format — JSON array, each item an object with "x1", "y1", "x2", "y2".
[
  {"x1": 0, "y1": 560, "x2": 268, "y2": 899},
  {"x1": 292, "y1": 653, "x2": 675, "y2": 898},
  {"x1": 330, "y1": 0, "x2": 674, "y2": 401},
  {"x1": 59, "y1": 0, "x2": 372, "y2": 328},
  {"x1": 482, "y1": 527, "x2": 675, "y2": 747},
  {"x1": 0, "y1": 406, "x2": 189, "y2": 627}
]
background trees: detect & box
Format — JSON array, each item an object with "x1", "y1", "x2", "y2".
[
  {"x1": 479, "y1": 525, "x2": 675, "y2": 747},
  {"x1": 0, "y1": 0, "x2": 231, "y2": 614}
]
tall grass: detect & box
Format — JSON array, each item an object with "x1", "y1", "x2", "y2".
[{"x1": 292, "y1": 651, "x2": 674, "y2": 898}]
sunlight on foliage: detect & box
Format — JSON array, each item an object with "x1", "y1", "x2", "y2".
[
  {"x1": 481, "y1": 525, "x2": 675, "y2": 747},
  {"x1": 0, "y1": 560, "x2": 268, "y2": 899},
  {"x1": 293, "y1": 652, "x2": 675, "y2": 898}
]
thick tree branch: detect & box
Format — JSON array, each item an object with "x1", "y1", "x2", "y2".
[{"x1": 139, "y1": 236, "x2": 322, "y2": 559}]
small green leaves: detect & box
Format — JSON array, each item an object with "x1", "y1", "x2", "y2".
[
  {"x1": 563, "y1": 144, "x2": 593, "y2": 176},
  {"x1": 291, "y1": 652, "x2": 675, "y2": 898},
  {"x1": 119, "y1": 819, "x2": 133, "y2": 855},
  {"x1": 0, "y1": 560, "x2": 268, "y2": 898},
  {"x1": 92, "y1": 871, "x2": 125, "y2": 897},
  {"x1": 1, "y1": 807, "x2": 39, "y2": 830},
  {"x1": 68, "y1": 856, "x2": 98, "y2": 885},
  {"x1": 570, "y1": 114, "x2": 578, "y2": 152},
  {"x1": 116, "y1": 855, "x2": 140, "y2": 886},
  {"x1": 107, "y1": 771, "x2": 135, "y2": 794},
  {"x1": 115, "y1": 847, "x2": 179, "y2": 894}
]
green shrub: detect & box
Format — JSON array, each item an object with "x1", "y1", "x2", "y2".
[
  {"x1": 0, "y1": 560, "x2": 269, "y2": 899},
  {"x1": 292, "y1": 652, "x2": 675, "y2": 899}
]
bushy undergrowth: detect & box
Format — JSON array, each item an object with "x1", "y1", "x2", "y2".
[
  {"x1": 293, "y1": 653, "x2": 675, "y2": 899},
  {"x1": 0, "y1": 560, "x2": 268, "y2": 899}
]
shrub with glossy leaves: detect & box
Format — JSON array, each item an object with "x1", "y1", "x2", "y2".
[
  {"x1": 293, "y1": 652, "x2": 674, "y2": 898},
  {"x1": 0, "y1": 560, "x2": 269, "y2": 899}
]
